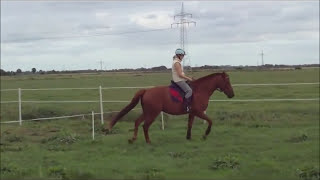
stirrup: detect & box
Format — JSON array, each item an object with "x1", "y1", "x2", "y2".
[
  {"x1": 184, "y1": 97, "x2": 192, "y2": 112},
  {"x1": 186, "y1": 106, "x2": 190, "y2": 112}
]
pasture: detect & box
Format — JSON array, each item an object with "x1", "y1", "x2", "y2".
[{"x1": 1, "y1": 68, "x2": 319, "y2": 180}]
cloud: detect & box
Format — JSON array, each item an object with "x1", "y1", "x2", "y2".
[
  {"x1": 0, "y1": 1, "x2": 318, "y2": 71},
  {"x1": 129, "y1": 11, "x2": 174, "y2": 29}
]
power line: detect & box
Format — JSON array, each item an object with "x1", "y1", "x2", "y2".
[{"x1": 5, "y1": 28, "x2": 173, "y2": 42}]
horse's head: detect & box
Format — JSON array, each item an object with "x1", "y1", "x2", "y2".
[{"x1": 216, "y1": 72, "x2": 235, "y2": 98}]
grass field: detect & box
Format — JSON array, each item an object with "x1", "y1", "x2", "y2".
[{"x1": 1, "y1": 68, "x2": 319, "y2": 180}]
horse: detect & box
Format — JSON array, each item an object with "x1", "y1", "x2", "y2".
[{"x1": 108, "y1": 72, "x2": 235, "y2": 144}]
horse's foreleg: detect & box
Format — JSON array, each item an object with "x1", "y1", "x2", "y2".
[
  {"x1": 186, "y1": 114, "x2": 195, "y2": 140},
  {"x1": 128, "y1": 114, "x2": 144, "y2": 144},
  {"x1": 195, "y1": 112, "x2": 212, "y2": 140}
]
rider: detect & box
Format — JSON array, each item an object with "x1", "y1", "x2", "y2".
[{"x1": 172, "y1": 48, "x2": 193, "y2": 112}]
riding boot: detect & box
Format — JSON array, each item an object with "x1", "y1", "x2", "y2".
[{"x1": 184, "y1": 97, "x2": 192, "y2": 112}]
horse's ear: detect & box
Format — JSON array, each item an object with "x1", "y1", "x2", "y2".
[{"x1": 222, "y1": 71, "x2": 226, "y2": 77}]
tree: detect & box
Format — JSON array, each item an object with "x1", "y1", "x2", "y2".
[
  {"x1": 0, "y1": 69, "x2": 7, "y2": 76},
  {"x1": 151, "y1": 66, "x2": 167, "y2": 71},
  {"x1": 32, "y1": 68, "x2": 36, "y2": 74},
  {"x1": 16, "y1": 69, "x2": 22, "y2": 73}
]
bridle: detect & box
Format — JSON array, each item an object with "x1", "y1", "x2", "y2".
[{"x1": 216, "y1": 75, "x2": 229, "y2": 92}]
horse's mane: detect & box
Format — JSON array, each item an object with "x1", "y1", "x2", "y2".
[{"x1": 193, "y1": 72, "x2": 223, "y2": 84}]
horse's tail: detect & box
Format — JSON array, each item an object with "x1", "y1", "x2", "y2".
[{"x1": 109, "y1": 89, "x2": 146, "y2": 130}]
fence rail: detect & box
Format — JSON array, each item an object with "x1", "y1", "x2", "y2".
[
  {"x1": 1, "y1": 82, "x2": 319, "y2": 92},
  {"x1": 0, "y1": 82, "x2": 319, "y2": 126},
  {"x1": 1, "y1": 98, "x2": 320, "y2": 104},
  {"x1": 0, "y1": 108, "x2": 141, "y2": 124}
]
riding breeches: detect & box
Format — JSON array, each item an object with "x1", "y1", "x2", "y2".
[{"x1": 175, "y1": 81, "x2": 192, "y2": 99}]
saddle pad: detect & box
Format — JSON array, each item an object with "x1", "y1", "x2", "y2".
[{"x1": 169, "y1": 81, "x2": 185, "y2": 103}]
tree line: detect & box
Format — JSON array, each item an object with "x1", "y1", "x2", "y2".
[{"x1": 1, "y1": 64, "x2": 319, "y2": 76}]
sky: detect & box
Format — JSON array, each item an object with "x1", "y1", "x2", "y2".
[{"x1": 1, "y1": 1, "x2": 319, "y2": 71}]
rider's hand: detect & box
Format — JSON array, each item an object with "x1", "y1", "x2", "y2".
[{"x1": 191, "y1": 77, "x2": 196, "y2": 81}]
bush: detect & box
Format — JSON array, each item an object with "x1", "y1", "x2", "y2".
[
  {"x1": 209, "y1": 154, "x2": 240, "y2": 170},
  {"x1": 0, "y1": 164, "x2": 28, "y2": 177},
  {"x1": 41, "y1": 130, "x2": 80, "y2": 151},
  {"x1": 296, "y1": 166, "x2": 320, "y2": 180},
  {"x1": 63, "y1": 169, "x2": 95, "y2": 180},
  {"x1": 5, "y1": 135, "x2": 23, "y2": 143},
  {"x1": 48, "y1": 166, "x2": 67, "y2": 179},
  {"x1": 138, "y1": 167, "x2": 165, "y2": 180},
  {"x1": 286, "y1": 133, "x2": 308, "y2": 143}
]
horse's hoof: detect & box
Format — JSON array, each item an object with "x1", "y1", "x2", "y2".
[
  {"x1": 186, "y1": 136, "x2": 191, "y2": 140},
  {"x1": 103, "y1": 129, "x2": 110, "y2": 135},
  {"x1": 202, "y1": 135, "x2": 207, "y2": 140},
  {"x1": 101, "y1": 127, "x2": 108, "y2": 132},
  {"x1": 128, "y1": 139, "x2": 134, "y2": 144}
]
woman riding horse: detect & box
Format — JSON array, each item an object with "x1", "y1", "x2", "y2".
[
  {"x1": 172, "y1": 48, "x2": 193, "y2": 112},
  {"x1": 108, "y1": 58, "x2": 235, "y2": 144}
]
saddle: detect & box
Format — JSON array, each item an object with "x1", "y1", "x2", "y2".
[{"x1": 169, "y1": 80, "x2": 193, "y2": 103}]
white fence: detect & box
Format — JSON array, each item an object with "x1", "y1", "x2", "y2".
[{"x1": 1, "y1": 82, "x2": 319, "y2": 126}]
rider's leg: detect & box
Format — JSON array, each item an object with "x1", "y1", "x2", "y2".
[{"x1": 175, "y1": 81, "x2": 192, "y2": 112}]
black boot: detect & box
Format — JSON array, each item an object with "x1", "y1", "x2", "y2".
[{"x1": 184, "y1": 97, "x2": 192, "y2": 112}]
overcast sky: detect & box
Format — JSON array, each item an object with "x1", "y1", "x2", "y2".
[{"x1": 1, "y1": 1, "x2": 319, "y2": 71}]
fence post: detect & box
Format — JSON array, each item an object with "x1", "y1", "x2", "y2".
[
  {"x1": 18, "y1": 88, "x2": 22, "y2": 126},
  {"x1": 161, "y1": 112, "x2": 164, "y2": 130},
  {"x1": 92, "y1": 111, "x2": 95, "y2": 140},
  {"x1": 99, "y1": 86, "x2": 104, "y2": 124}
]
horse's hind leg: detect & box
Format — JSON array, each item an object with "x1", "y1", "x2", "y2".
[
  {"x1": 128, "y1": 114, "x2": 144, "y2": 144},
  {"x1": 142, "y1": 112, "x2": 160, "y2": 144}
]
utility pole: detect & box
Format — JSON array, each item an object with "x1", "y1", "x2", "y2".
[
  {"x1": 171, "y1": 2, "x2": 196, "y2": 68},
  {"x1": 98, "y1": 60, "x2": 103, "y2": 71},
  {"x1": 260, "y1": 50, "x2": 264, "y2": 66}
]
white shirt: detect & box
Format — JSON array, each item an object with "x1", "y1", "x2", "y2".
[{"x1": 172, "y1": 56, "x2": 186, "y2": 82}]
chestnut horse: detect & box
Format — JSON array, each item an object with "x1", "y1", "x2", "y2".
[{"x1": 108, "y1": 72, "x2": 234, "y2": 143}]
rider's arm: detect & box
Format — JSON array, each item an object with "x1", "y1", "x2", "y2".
[{"x1": 174, "y1": 62, "x2": 193, "y2": 81}]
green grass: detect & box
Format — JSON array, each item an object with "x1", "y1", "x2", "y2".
[{"x1": 1, "y1": 68, "x2": 319, "y2": 180}]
